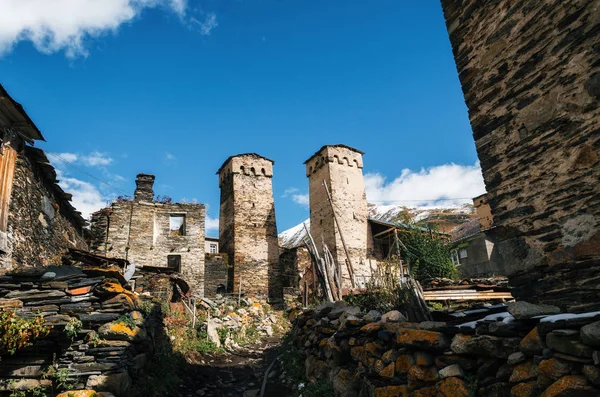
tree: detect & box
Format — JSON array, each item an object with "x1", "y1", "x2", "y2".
[{"x1": 398, "y1": 227, "x2": 457, "y2": 280}]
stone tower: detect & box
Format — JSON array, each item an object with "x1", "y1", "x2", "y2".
[
  {"x1": 217, "y1": 153, "x2": 279, "y2": 298},
  {"x1": 305, "y1": 145, "x2": 369, "y2": 290}
]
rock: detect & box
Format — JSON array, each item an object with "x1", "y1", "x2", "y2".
[
  {"x1": 243, "y1": 390, "x2": 259, "y2": 397},
  {"x1": 408, "y1": 365, "x2": 438, "y2": 387},
  {"x1": 413, "y1": 386, "x2": 437, "y2": 397},
  {"x1": 508, "y1": 352, "x2": 527, "y2": 365},
  {"x1": 364, "y1": 310, "x2": 381, "y2": 323},
  {"x1": 520, "y1": 327, "x2": 545, "y2": 355},
  {"x1": 415, "y1": 351, "x2": 433, "y2": 366},
  {"x1": 372, "y1": 385, "x2": 409, "y2": 397},
  {"x1": 582, "y1": 365, "x2": 600, "y2": 387},
  {"x1": 381, "y1": 349, "x2": 397, "y2": 364},
  {"x1": 263, "y1": 326, "x2": 273, "y2": 336},
  {"x1": 41, "y1": 272, "x2": 56, "y2": 281},
  {"x1": 395, "y1": 352, "x2": 415, "y2": 373},
  {"x1": 396, "y1": 328, "x2": 451, "y2": 351},
  {"x1": 332, "y1": 368, "x2": 359, "y2": 397},
  {"x1": 379, "y1": 362, "x2": 395, "y2": 378},
  {"x1": 509, "y1": 361, "x2": 538, "y2": 383},
  {"x1": 539, "y1": 375, "x2": 597, "y2": 397},
  {"x1": 1, "y1": 379, "x2": 52, "y2": 391},
  {"x1": 361, "y1": 322, "x2": 382, "y2": 333},
  {"x1": 546, "y1": 331, "x2": 593, "y2": 358},
  {"x1": 478, "y1": 382, "x2": 511, "y2": 397},
  {"x1": 538, "y1": 358, "x2": 574, "y2": 381},
  {"x1": 510, "y1": 381, "x2": 537, "y2": 397},
  {"x1": 593, "y1": 351, "x2": 600, "y2": 366},
  {"x1": 580, "y1": 321, "x2": 600, "y2": 347},
  {"x1": 98, "y1": 321, "x2": 147, "y2": 342},
  {"x1": 381, "y1": 310, "x2": 406, "y2": 323},
  {"x1": 79, "y1": 312, "x2": 120, "y2": 323},
  {"x1": 451, "y1": 334, "x2": 520, "y2": 358},
  {"x1": 439, "y1": 364, "x2": 464, "y2": 379},
  {"x1": 507, "y1": 301, "x2": 561, "y2": 320},
  {"x1": 56, "y1": 391, "x2": 106, "y2": 397},
  {"x1": 5, "y1": 289, "x2": 66, "y2": 301},
  {"x1": 0, "y1": 299, "x2": 23, "y2": 309},
  {"x1": 86, "y1": 372, "x2": 131, "y2": 396},
  {"x1": 207, "y1": 319, "x2": 221, "y2": 348},
  {"x1": 437, "y1": 377, "x2": 469, "y2": 397},
  {"x1": 419, "y1": 321, "x2": 448, "y2": 331}
]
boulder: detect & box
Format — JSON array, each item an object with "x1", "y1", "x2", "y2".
[
  {"x1": 509, "y1": 361, "x2": 538, "y2": 383},
  {"x1": 331, "y1": 368, "x2": 359, "y2": 397},
  {"x1": 437, "y1": 377, "x2": 469, "y2": 397},
  {"x1": 507, "y1": 301, "x2": 561, "y2": 320},
  {"x1": 439, "y1": 364, "x2": 464, "y2": 379},
  {"x1": 381, "y1": 310, "x2": 406, "y2": 323},
  {"x1": 538, "y1": 358, "x2": 574, "y2": 381},
  {"x1": 508, "y1": 352, "x2": 527, "y2": 365},
  {"x1": 546, "y1": 331, "x2": 593, "y2": 358},
  {"x1": 580, "y1": 321, "x2": 600, "y2": 347},
  {"x1": 86, "y1": 372, "x2": 131, "y2": 396},
  {"x1": 364, "y1": 310, "x2": 382, "y2": 323},
  {"x1": 98, "y1": 321, "x2": 147, "y2": 342},
  {"x1": 510, "y1": 382, "x2": 537, "y2": 397},
  {"x1": 539, "y1": 375, "x2": 598, "y2": 397},
  {"x1": 396, "y1": 328, "x2": 451, "y2": 351},
  {"x1": 520, "y1": 327, "x2": 545, "y2": 355},
  {"x1": 451, "y1": 334, "x2": 520, "y2": 358},
  {"x1": 207, "y1": 318, "x2": 221, "y2": 348}
]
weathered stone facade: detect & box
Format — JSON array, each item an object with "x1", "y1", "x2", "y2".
[
  {"x1": 0, "y1": 84, "x2": 88, "y2": 269},
  {"x1": 90, "y1": 174, "x2": 206, "y2": 296},
  {"x1": 305, "y1": 145, "x2": 370, "y2": 290},
  {"x1": 441, "y1": 1, "x2": 600, "y2": 310},
  {"x1": 217, "y1": 154, "x2": 279, "y2": 299},
  {"x1": 204, "y1": 253, "x2": 229, "y2": 297}
]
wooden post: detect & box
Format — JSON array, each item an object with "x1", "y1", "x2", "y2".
[{"x1": 322, "y1": 180, "x2": 356, "y2": 288}]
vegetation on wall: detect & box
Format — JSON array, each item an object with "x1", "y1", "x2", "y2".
[
  {"x1": 398, "y1": 228, "x2": 457, "y2": 280},
  {"x1": 0, "y1": 311, "x2": 51, "y2": 355}
]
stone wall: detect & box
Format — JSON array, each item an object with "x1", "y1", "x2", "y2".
[
  {"x1": 305, "y1": 145, "x2": 370, "y2": 291},
  {"x1": 440, "y1": 1, "x2": 600, "y2": 310},
  {"x1": 0, "y1": 146, "x2": 88, "y2": 269},
  {"x1": 204, "y1": 253, "x2": 229, "y2": 298},
  {"x1": 0, "y1": 266, "x2": 156, "y2": 396},
  {"x1": 218, "y1": 154, "x2": 280, "y2": 299},
  {"x1": 293, "y1": 301, "x2": 600, "y2": 397},
  {"x1": 90, "y1": 175, "x2": 206, "y2": 297}
]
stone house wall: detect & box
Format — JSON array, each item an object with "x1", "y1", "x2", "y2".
[
  {"x1": 305, "y1": 145, "x2": 370, "y2": 290},
  {"x1": 90, "y1": 175, "x2": 206, "y2": 297},
  {"x1": 441, "y1": 1, "x2": 600, "y2": 310},
  {"x1": 0, "y1": 146, "x2": 88, "y2": 269},
  {"x1": 204, "y1": 253, "x2": 229, "y2": 297},
  {"x1": 217, "y1": 154, "x2": 280, "y2": 299}
]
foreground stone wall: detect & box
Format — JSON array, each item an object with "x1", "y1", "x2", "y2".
[
  {"x1": 0, "y1": 267, "x2": 155, "y2": 396},
  {"x1": 218, "y1": 154, "x2": 280, "y2": 299},
  {"x1": 293, "y1": 302, "x2": 600, "y2": 397},
  {"x1": 440, "y1": 1, "x2": 600, "y2": 310},
  {"x1": 305, "y1": 145, "x2": 370, "y2": 291},
  {"x1": 0, "y1": 147, "x2": 88, "y2": 269}
]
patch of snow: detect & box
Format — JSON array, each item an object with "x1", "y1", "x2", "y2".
[
  {"x1": 278, "y1": 219, "x2": 309, "y2": 248},
  {"x1": 539, "y1": 311, "x2": 600, "y2": 323}
]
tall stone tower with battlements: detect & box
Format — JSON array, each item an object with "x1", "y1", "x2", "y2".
[
  {"x1": 217, "y1": 153, "x2": 280, "y2": 298},
  {"x1": 305, "y1": 145, "x2": 370, "y2": 291}
]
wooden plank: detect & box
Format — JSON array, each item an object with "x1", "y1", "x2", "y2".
[{"x1": 0, "y1": 145, "x2": 16, "y2": 232}]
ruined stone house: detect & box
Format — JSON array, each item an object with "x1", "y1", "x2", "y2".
[
  {"x1": 441, "y1": 1, "x2": 600, "y2": 310},
  {"x1": 217, "y1": 153, "x2": 280, "y2": 298},
  {"x1": 89, "y1": 174, "x2": 206, "y2": 296},
  {"x1": 0, "y1": 84, "x2": 88, "y2": 269}
]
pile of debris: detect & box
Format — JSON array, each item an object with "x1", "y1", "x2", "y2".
[{"x1": 292, "y1": 300, "x2": 600, "y2": 397}]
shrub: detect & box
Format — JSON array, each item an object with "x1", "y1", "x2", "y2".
[
  {"x1": 398, "y1": 228, "x2": 457, "y2": 280},
  {"x1": 115, "y1": 315, "x2": 137, "y2": 329},
  {"x1": 64, "y1": 317, "x2": 82, "y2": 340},
  {"x1": 0, "y1": 311, "x2": 51, "y2": 355}
]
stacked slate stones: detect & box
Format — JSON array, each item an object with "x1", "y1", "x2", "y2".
[
  {"x1": 0, "y1": 265, "x2": 154, "y2": 396},
  {"x1": 292, "y1": 301, "x2": 600, "y2": 397}
]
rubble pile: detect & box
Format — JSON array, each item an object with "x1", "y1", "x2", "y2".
[
  {"x1": 0, "y1": 265, "x2": 156, "y2": 396},
  {"x1": 293, "y1": 301, "x2": 600, "y2": 397}
]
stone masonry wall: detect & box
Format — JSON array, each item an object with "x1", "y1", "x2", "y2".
[
  {"x1": 0, "y1": 149, "x2": 88, "y2": 269},
  {"x1": 218, "y1": 154, "x2": 280, "y2": 299},
  {"x1": 204, "y1": 253, "x2": 229, "y2": 298},
  {"x1": 0, "y1": 267, "x2": 156, "y2": 397},
  {"x1": 293, "y1": 301, "x2": 600, "y2": 397},
  {"x1": 305, "y1": 145, "x2": 370, "y2": 291},
  {"x1": 91, "y1": 200, "x2": 206, "y2": 297},
  {"x1": 441, "y1": 0, "x2": 600, "y2": 310}
]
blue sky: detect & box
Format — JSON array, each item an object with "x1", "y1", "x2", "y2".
[{"x1": 0, "y1": 0, "x2": 484, "y2": 236}]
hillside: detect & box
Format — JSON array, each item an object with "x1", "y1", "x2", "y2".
[{"x1": 279, "y1": 203, "x2": 476, "y2": 248}]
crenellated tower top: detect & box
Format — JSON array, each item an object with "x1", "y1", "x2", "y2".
[{"x1": 304, "y1": 144, "x2": 364, "y2": 177}]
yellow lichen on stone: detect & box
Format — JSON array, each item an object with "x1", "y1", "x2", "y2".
[
  {"x1": 109, "y1": 322, "x2": 137, "y2": 337},
  {"x1": 56, "y1": 391, "x2": 104, "y2": 397},
  {"x1": 540, "y1": 375, "x2": 594, "y2": 397}
]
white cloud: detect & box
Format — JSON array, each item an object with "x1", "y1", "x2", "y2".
[
  {"x1": 206, "y1": 215, "x2": 219, "y2": 233},
  {"x1": 55, "y1": 169, "x2": 106, "y2": 220},
  {"x1": 165, "y1": 152, "x2": 176, "y2": 161},
  {"x1": 192, "y1": 12, "x2": 218, "y2": 36},
  {"x1": 292, "y1": 193, "x2": 309, "y2": 208},
  {"x1": 364, "y1": 162, "x2": 486, "y2": 207},
  {"x1": 0, "y1": 0, "x2": 205, "y2": 58},
  {"x1": 80, "y1": 151, "x2": 113, "y2": 167},
  {"x1": 282, "y1": 187, "x2": 298, "y2": 197}
]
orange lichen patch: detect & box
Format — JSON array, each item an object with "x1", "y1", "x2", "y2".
[
  {"x1": 510, "y1": 361, "x2": 539, "y2": 383},
  {"x1": 98, "y1": 280, "x2": 125, "y2": 294},
  {"x1": 351, "y1": 346, "x2": 365, "y2": 362},
  {"x1": 396, "y1": 328, "x2": 450, "y2": 350},
  {"x1": 520, "y1": 327, "x2": 544, "y2": 355},
  {"x1": 361, "y1": 322, "x2": 382, "y2": 333},
  {"x1": 395, "y1": 353, "x2": 415, "y2": 374},
  {"x1": 56, "y1": 391, "x2": 104, "y2": 397},
  {"x1": 66, "y1": 286, "x2": 93, "y2": 296},
  {"x1": 374, "y1": 385, "x2": 409, "y2": 397},
  {"x1": 538, "y1": 358, "x2": 573, "y2": 381},
  {"x1": 379, "y1": 362, "x2": 395, "y2": 378},
  {"x1": 110, "y1": 323, "x2": 136, "y2": 337},
  {"x1": 365, "y1": 341, "x2": 384, "y2": 356},
  {"x1": 540, "y1": 375, "x2": 595, "y2": 397},
  {"x1": 510, "y1": 382, "x2": 537, "y2": 397},
  {"x1": 408, "y1": 365, "x2": 438, "y2": 383},
  {"x1": 319, "y1": 338, "x2": 330, "y2": 347},
  {"x1": 413, "y1": 386, "x2": 437, "y2": 397},
  {"x1": 130, "y1": 311, "x2": 144, "y2": 321},
  {"x1": 438, "y1": 377, "x2": 469, "y2": 397},
  {"x1": 104, "y1": 293, "x2": 137, "y2": 310}
]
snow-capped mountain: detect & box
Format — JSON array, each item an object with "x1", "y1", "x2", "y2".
[{"x1": 278, "y1": 203, "x2": 475, "y2": 248}]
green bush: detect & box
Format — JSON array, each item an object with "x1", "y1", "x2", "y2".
[{"x1": 398, "y1": 228, "x2": 457, "y2": 280}]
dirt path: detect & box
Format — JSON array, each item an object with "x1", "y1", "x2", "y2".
[{"x1": 177, "y1": 337, "x2": 293, "y2": 397}]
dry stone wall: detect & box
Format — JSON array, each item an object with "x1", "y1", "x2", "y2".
[
  {"x1": 292, "y1": 301, "x2": 600, "y2": 397},
  {"x1": 0, "y1": 266, "x2": 157, "y2": 397},
  {"x1": 440, "y1": 0, "x2": 600, "y2": 310},
  {"x1": 218, "y1": 154, "x2": 280, "y2": 299}
]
